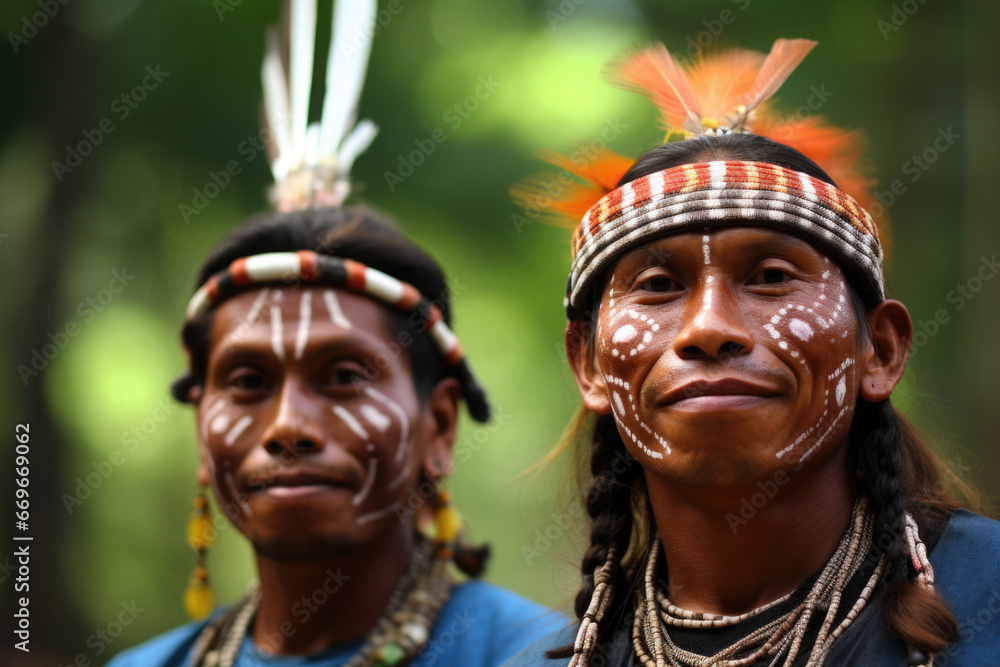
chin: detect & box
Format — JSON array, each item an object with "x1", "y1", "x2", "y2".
[
  {"x1": 251, "y1": 530, "x2": 361, "y2": 561},
  {"x1": 643, "y1": 443, "x2": 782, "y2": 488}
]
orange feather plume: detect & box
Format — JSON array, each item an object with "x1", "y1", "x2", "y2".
[
  {"x1": 510, "y1": 149, "x2": 634, "y2": 227},
  {"x1": 514, "y1": 38, "x2": 888, "y2": 257}
]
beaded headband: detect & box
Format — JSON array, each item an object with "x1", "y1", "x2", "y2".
[
  {"x1": 512, "y1": 38, "x2": 888, "y2": 317},
  {"x1": 568, "y1": 160, "x2": 884, "y2": 312},
  {"x1": 181, "y1": 0, "x2": 490, "y2": 421},
  {"x1": 185, "y1": 250, "x2": 489, "y2": 421}
]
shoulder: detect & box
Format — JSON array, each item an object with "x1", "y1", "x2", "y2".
[
  {"x1": 929, "y1": 509, "x2": 1000, "y2": 666},
  {"x1": 499, "y1": 624, "x2": 578, "y2": 667},
  {"x1": 416, "y1": 581, "x2": 571, "y2": 667},
  {"x1": 103, "y1": 617, "x2": 212, "y2": 667}
]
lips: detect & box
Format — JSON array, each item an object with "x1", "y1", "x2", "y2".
[
  {"x1": 251, "y1": 468, "x2": 358, "y2": 495},
  {"x1": 661, "y1": 378, "x2": 779, "y2": 410}
]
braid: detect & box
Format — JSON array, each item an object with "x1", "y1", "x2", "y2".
[
  {"x1": 850, "y1": 398, "x2": 959, "y2": 656},
  {"x1": 549, "y1": 415, "x2": 641, "y2": 663}
]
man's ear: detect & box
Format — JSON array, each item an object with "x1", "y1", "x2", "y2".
[
  {"x1": 566, "y1": 320, "x2": 612, "y2": 416},
  {"x1": 858, "y1": 299, "x2": 912, "y2": 403},
  {"x1": 418, "y1": 376, "x2": 461, "y2": 481}
]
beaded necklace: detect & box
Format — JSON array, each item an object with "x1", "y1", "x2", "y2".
[
  {"x1": 187, "y1": 535, "x2": 452, "y2": 667},
  {"x1": 631, "y1": 497, "x2": 885, "y2": 667}
]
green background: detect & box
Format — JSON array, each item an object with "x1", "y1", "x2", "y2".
[{"x1": 2, "y1": 0, "x2": 998, "y2": 663}]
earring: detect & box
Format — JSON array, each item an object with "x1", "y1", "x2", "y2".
[
  {"x1": 185, "y1": 485, "x2": 216, "y2": 619},
  {"x1": 430, "y1": 488, "x2": 490, "y2": 577}
]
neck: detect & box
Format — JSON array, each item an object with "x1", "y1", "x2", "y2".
[
  {"x1": 251, "y1": 525, "x2": 414, "y2": 655},
  {"x1": 645, "y1": 444, "x2": 857, "y2": 616}
]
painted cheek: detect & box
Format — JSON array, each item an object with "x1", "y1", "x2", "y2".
[{"x1": 599, "y1": 307, "x2": 672, "y2": 460}]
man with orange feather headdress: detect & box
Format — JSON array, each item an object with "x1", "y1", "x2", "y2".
[{"x1": 505, "y1": 39, "x2": 999, "y2": 667}]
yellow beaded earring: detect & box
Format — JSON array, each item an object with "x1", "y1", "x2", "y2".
[{"x1": 185, "y1": 485, "x2": 216, "y2": 619}]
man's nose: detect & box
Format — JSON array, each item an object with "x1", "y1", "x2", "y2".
[
  {"x1": 671, "y1": 278, "x2": 755, "y2": 361},
  {"x1": 260, "y1": 379, "x2": 326, "y2": 457}
]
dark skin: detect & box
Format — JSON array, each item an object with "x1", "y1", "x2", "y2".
[
  {"x1": 568, "y1": 227, "x2": 912, "y2": 615},
  {"x1": 190, "y1": 286, "x2": 460, "y2": 654}
]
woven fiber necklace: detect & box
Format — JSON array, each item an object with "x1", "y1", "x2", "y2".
[
  {"x1": 187, "y1": 535, "x2": 452, "y2": 667},
  {"x1": 632, "y1": 496, "x2": 885, "y2": 667}
]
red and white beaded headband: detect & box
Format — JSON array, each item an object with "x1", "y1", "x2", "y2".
[
  {"x1": 566, "y1": 160, "x2": 884, "y2": 314},
  {"x1": 185, "y1": 250, "x2": 490, "y2": 422}
]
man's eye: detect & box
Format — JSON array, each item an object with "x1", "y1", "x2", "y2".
[
  {"x1": 752, "y1": 269, "x2": 792, "y2": 285},
  {"x1": 333, "y1": 368, "x2": 363, "y2": 385},
  {"x1": 228, "y1": 370, "x2": 269, "y2": 391},
  {"x1": 638, "y1": 275, "x2": 680, "y2": 292}
]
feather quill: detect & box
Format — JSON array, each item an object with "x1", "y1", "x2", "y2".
[
  {"x1": 319, "y1": 0, "x2": 377, "y2": 156},
  {"x1": 289, "y1": 0, "x2": 317, "y2": 168},
  {"x1": 262, "y1": 28, "x2": 293, "y2": 180},
  {"x1": 608, "y1": 44, "x2": 702, "y2": 133},
  {"x1": 744, "y1": 38, "x2": 817, "y2": 112}
]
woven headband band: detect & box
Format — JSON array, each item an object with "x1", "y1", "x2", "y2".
[
  {"x1": 185, "y1": 250, "x2": 489, "y2": 421},
  {"x1": 567, "y1": 160, "x2": 884, "y2": 314}
]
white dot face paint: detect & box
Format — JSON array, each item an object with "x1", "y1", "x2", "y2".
[
  {"x1": 789, "y1": 318, "x2": 814, "y2": 341},
  {"x1": 836, "y1": 375, "x2": 847, "y2": 406},
  {"x1": 613, "y1": 324, "x2": 638, "y2": 343}
]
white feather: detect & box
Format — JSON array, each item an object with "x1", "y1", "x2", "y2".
[
  {"x1": 319, "y1": 0, "x2": 377, "y2": 157},
  {"x1": 262, "y1": 28, "x2": 293, "y2": 180},
  {"x1": 336, "y1": 119, "x2": 378, "y2": 175},
  {"x1": 289, "y1": 0, "x2": 317, "y2": 169},
  {"x1": 304, "y1": 123, "x2": 322, "y2": 167}
]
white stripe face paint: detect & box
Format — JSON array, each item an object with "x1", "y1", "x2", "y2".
[
  {"x1": 270, "y1": 304, "x2": 285, "y2": 360},
  {"x1": 210, "y1": 412, "x2": 231, "y2": 434},
  {"x1": 355, "y1": 504, "x2": 397, "y2": 525},
  {"x1": 352, "y1": 457, "x2": 378, "y2": 506},
  {"x1": 323, "y1": 289, "x2": 352, "y2": 329},
  {"x1": 359, "y1": 404, "x2": 391, "y2": 432},
  {"x1": 363, "y1": 386, "x2": 409, "y2": 462},
  {"x1": 294, "y1": 291, "x2": 313, "y2": 360},
  {"x1": 245, "y1": 288, "x2": 271, "y2": 325},
  {"x1": 332, "y1": 405, "x2": 369, "y2": 439},
  {"x1": 225, "y1": 415, "x2": 253, "y2": 446}
]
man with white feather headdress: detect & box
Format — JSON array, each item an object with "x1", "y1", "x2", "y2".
[{"x1": 106, "y1": 1, "x2": 563, "y2": 665}]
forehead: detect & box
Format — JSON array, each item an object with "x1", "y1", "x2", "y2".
[
  {"x1": 208, "y1": 285, "x2": 401, "y2": 355},
  {"x1": 612, "y1": 226, "x2": 828, "y2": 268}
]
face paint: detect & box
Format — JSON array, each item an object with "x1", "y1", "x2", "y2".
[
  {"x1": 359, "y1": 404, "x2": 391, "y2": 432},
  {"x1": 294, "y1": 291, "x2": 313, "y2": 360},
  {"x1": 589, "y1": 228, "x2": 863, "y2": 485},
  {"x1": 323, "y1": 289, "x2": 353, "y2": 329},
  {"x1": 198, "y1": 286, "x2": 442, "y2": 558},
  {"x1": 332, "y1": 404, "x2": 370, "y2": 440}
]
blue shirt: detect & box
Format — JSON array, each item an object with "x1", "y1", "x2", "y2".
[
  {"x1": 502, "y1": 509, "x2": 1000, "y2": 667},
  {"x1": 106, "y1": 580, "x2": 567, "y2": 667}
]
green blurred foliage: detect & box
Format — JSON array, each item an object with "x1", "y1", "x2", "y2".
[{"x1": 1, "y1": 0, "x2": 998, "y2": 662}]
